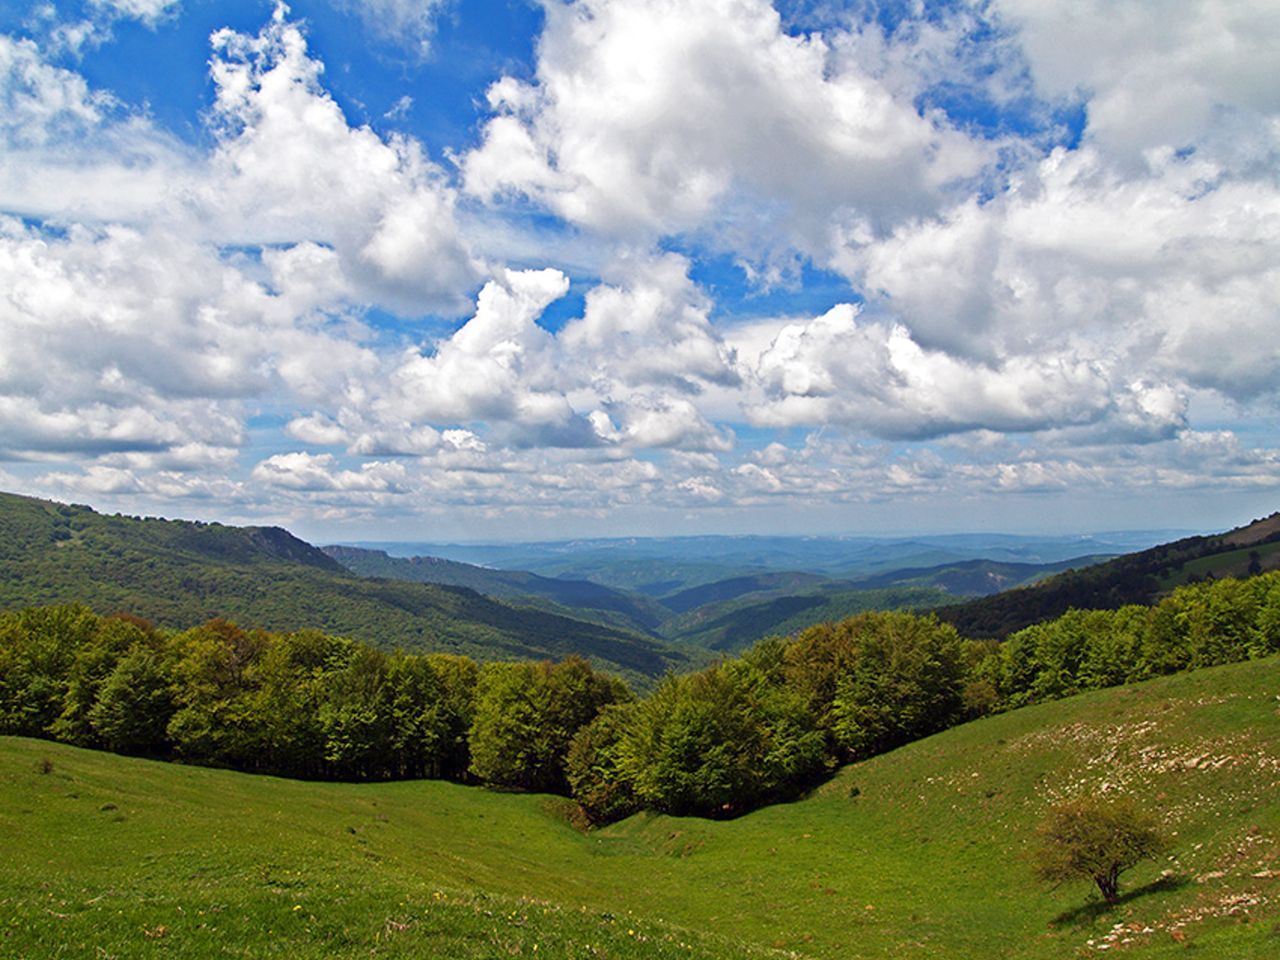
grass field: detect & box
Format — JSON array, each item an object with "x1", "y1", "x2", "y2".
[{"x1": 3, "y1": 657, "x2": 1278, "y2": 958}]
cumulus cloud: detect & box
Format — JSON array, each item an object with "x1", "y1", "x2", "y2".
[
  {"x1": 2, "y1": 5, "x2": 479, "y2": 314},
  {"x1": 838, "y1": 143, "x2": 1280, "y2": 404},
  {"x1": 252, "y1": 452, "x2": 407, "y2": 493},
  {"x1": 204, "y1": 5, "x2": 479, "y2": 313},
  {"x1": 388, "y1": 267, "x2": 572, "y2": 424},
  {"x1": 302, "y1": 255, "x2": 745, "y2": 453},
  {"x1": 0, "y1": 4, "x2": 481, "y2": 483},
  {"x1": 0, "y1": 215, "x2": 381, "y2": 460},
  {"x1": 462, "y1": 0, "x2": 990, "y2": 258},
  {"x1": 560, "y1": 253, "x2": 739, "y2": 393},
  {"x1": 2, "y1": 1, "x2": 1278, "y2": 531},
  {"x1": 742, "y1": 303, "x2": 1160, "y2": 439},
  {"x1": 992, "y1": 0, "x2": 1280, "y2": 165}
]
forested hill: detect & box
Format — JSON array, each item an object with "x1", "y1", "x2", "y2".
[
  {"x1": 0, "y1": 492, "x2": 698, "y2": 684},
  {"x1": 938, "y1": 511, "x2": 1280, "y2": 638},
  {"x1": 323, "y1": 545, "x2": 668, "y2": 634}
]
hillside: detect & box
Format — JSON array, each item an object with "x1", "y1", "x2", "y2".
[
  {"x1": 661, "y1": 584, "x2": 953, "y2": 651},
  {"x1": 3, "y1": 656, "x2": 1277, "y2": 958},
  {"x1": 327, "y1": 547, "x2": 1105, "y2": 656},
  {"x1": 323, "y1": 545, "x2": 668, "y2": 635},
  {"x1": 359, "y1": 530, "x2": 1169, "y2": 594},
  {"x1": 655, "y1": 557, "x2": 1100, "y2": 652},
  {"x1": 939, "y1": 512, "x2": 1280, "y2": 638},
  {"x1": 0, "y1": 492, "x2": 699, "y2": 684}
]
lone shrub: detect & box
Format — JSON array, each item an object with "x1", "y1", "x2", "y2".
[{"x1": 1034, "y1": 795, "x2": 1166, "y2": 904}]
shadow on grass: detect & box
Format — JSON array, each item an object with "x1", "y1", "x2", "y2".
[{"x1": 1050, "y1": 874, "x2": 1190, "y2": 928}]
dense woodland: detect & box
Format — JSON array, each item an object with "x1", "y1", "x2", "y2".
[
  {"x1": 937, "y1": 518, "x2": 1280, "y2": 637},
  {"x1": 0, "y1": 492, "x2": 695, "y2": 686},
  {"x1": 3, "y1": 570, "x2": 1278, "y2": 824}
]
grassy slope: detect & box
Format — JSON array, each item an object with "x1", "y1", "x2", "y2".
[
  {"x1": 4, "y1": 658, "x2": 1278, "y2": 958},
  {"x1": 0, "y1": 492, "x2": 698, "y2": 685}
]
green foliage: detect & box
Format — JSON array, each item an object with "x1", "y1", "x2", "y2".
[
  {"x1": 87, "y1": 642, "x2": 174, "y2": 756},
  {"x1": 974, "y1": 571, "x2": 1280, "y2": 710},
  {"x1": 618, "y1": 641, "x2": 827, "y2": 818},
  {"x1": 0, "y1": 604, "x2": 100, "y2": 736},
  {"x1": 939, "y1": 513, "x2": 1280, "y2": 638},
  {"x1": 5, "y1": 568, "x2": 1280, "y2": 829},
  {"x1": 565, "y1": 703, "x2": 643, "y2": 824},
  {"x1": 783, "y1": 611, "x2": 966, "y2": 760},
  {"x1": 1034, "y1": 796, "x2": 1167, "y2": 903},
  {"x1": 468, "y1": 657, "x2": 626, "y2": 792},
  {"x1": 48, "y1": 613, "x2": 153, "y2": 746},
  {"x1": 6, "y1": 656, "x2": 1280, "y2": 959},
  {"x1": 0, "y1": 491, "x2": 695, "y2": 686}
]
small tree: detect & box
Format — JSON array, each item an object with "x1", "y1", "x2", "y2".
[{"x1": 1034, "y1": 796, "x2": 1166, "y2": 904}]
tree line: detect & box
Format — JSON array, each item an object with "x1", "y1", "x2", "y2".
[{"x1": 2, "y1": 570, "x2": 1278, "y2": 823}]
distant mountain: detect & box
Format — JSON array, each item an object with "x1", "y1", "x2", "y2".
[
  {"x1": 0, "y1": 492, "x2": 700, "y2": 685},
  {"x1": 657, "y1": 571, "x2": 831, "y2": 614},
  {"x1": 355, "y1": 530, "x2": 1180, "y2": 595},
  {"x1": 334, "y1": 536, "x2": 1146, "y2": 654},
  {"x1": 322, "y1": 545, "x2": 668, "y2": 634},
  {"x1": 846, "y1": 555, "x2": 1112, "y2": 595},
  {"x1": 661, "y1": 585, "x2": 954, "y2": 652},
  {"x1": 938, "y1": 512, "x2": 1280, "y2": 638}
]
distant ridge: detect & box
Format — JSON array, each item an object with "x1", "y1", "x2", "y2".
[
  {"x1": 322, "y1": 545, "x2": 668, "y2": 634},
  {"x1": 937, "y1": 511, "x2": 1280, "y2": 638}
]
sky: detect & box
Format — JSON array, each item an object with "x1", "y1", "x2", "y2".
[{"x1": 0, "y1": 0, "x2": 1277, "y2": 543}]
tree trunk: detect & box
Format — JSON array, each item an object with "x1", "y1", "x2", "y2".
[{"x1": 1096, "y1": 869, "x2": 1120, "y2": 904}]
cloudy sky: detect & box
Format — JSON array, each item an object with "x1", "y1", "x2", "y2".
[{"x1": 1, "y1": 0, "x2": 1277, "y2": 542}]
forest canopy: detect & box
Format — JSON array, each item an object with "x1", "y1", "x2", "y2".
[{"x1": 2, "y1": 570, "x2": 1278, "y2": 822}]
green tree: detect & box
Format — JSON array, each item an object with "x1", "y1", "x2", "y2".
[
  {"x1": 1034, "y1": 796, "x2": 1166, "y2": 904},
  {"x1": 424, "y1": 653, "x2": 479, "y2": 780},
  {"x1": 785, "y1": 612, "x2": 965, "y2": 760},
  {"x1": 0, "y1": 605, "x2": 100, "y2": 737},
  {"x1": 248, "y1": 629, "x2": 346, "y2": 777},
  {"x1": 384, "y1": 652, "x2": 449, "y2": 779},
  {"x1": 469, "y1": 657, "x2": 624, "y2": 793},
  {"x1": 87, "y1": 643, "x2": 175, "y2": 756},
  {"x1": 566, "y1": 702, "x2": 643, "y2": 824},
  {"x1": 49, "y1": 614, "x2": 153, "y2": 746},
  {"x1": 619, "y1": 644, "x2": 826, "y2": 818},
  {"x1": 165, "y1": 619, "x2": 269, "y2": 768},
  {"x1": 318, "y1": 643, "x2": 393, "y2": 779}
]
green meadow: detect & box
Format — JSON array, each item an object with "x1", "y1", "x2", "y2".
[{"x1": 3, "y1": 656, "x2": 1278, "y2": 959}]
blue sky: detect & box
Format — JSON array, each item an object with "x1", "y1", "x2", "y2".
[{"x1": 1, "y1": 0, "x2": 1278, "y2": 542}]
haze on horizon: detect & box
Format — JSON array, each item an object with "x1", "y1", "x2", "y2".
[{"x1": 1, "y1": 0, "x2": 1277, "y2": 543}]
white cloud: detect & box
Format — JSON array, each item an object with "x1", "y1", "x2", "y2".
[
  {"x1": 384, "y1": 94, "x2": 413, "y2": 120},
  {"x1": 353, "y1": 256, "x2": 742, "y2": 452},
  {"x1": 92, "y1": 1, "x2": 180, "y2": 27},
  {"x1": 462, "y1": 0, "x2": 990, "y2": 259},
  {"x1": 838, "y1": 144, "x2": 1280, "y2": 404},
  {"x1": 0, "y1": 34, "x2": 108, "y2": 146},
  {"x1": 204, "y1": 6, "x2": 480, "y2": 313},
  {"x1": 2, "y1": 1, "x2": 1278, "y2": 532},
  {"x1": 560, "y1": 253, "x2": 739, "y2": 393},
  {"x1": 388, "y1": 267, "x2": 571, "y2": 424},
  {"x1": 335, "y1": 0, "x2": 449, "y2": 58},
  {"x1": 252, "y1": 451, "x2": 407, "y2": 493},
  {"x1": 0, "y1": 215, "x2": 378, "y2": 459},
  {"x1": 993, "y1": 0, "x2": 1280, "y2": 165}
]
